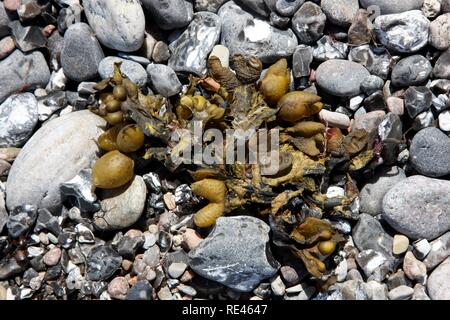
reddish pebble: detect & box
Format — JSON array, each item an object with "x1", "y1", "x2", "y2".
[
  {"x1": 43, "y1": 247, "x2": 61, "y2": 266},
  {"x1": 4, "y1": 0, "x2": 21, "y2": 11},
  {"x1": 42, "y1": 25, "x2": 56, "y2": 38},
  {"x1": 108, "y1": 277, "x2": 129, "y2": 300},
  {"x1": 0, "y1": 36, "x2": 16, "y2": 60},
  {"x1": 182, "y1": 228, "x2": 203, "y2": 250}
]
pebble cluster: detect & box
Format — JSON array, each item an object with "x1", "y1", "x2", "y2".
[{"x1": 1, "y1": 0, "x2": 450, "y2": 301}]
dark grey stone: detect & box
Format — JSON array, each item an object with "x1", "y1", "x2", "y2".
[
  {"x1": 86, "y1": 245, "x2": 122, "y2": 281},
  {"x1": 189, "y1": 216, "x2": 279, "y2": 292},
  {"x1": 291, "y1": 2, "x2": 326, "y2": 44},
  {"x1": 404, "y1": 86, "x2": 432, "y2": 118},
  {"x1": 147, "y1": 64, "x2": 182, "y2": 97},
  {"x1": 391, "y1": 55, "x2": 432, "y2": 87}
]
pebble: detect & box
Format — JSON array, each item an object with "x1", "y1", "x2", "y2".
[
  {"x1": 429, "y1": 13, "x2": 450, "y2": 50},
  {"x1": 412, "y1": 283, "x2": 430, "y2": 300},
  {"x1": 209, "y1": 45, "x2": 230, "y2": 69},
  {"x1": 147, "y1": 64, "x2": 182, "y2": 97},
  {"x1": 6, "y1": 111, "x2": 106, "y2": 212},
  {"x1": 291, "y1": 2, "x2": 326, "y2": 44},
  {"x1": 403, "y1": 251, "x2": 427, "y2": 284},
  {"x1": 393, "y1": 235, "x2": 410, "y2": 256},
  {"x1": 360, "y1": 0, "x2": 423, "y2": 14},
  {"x1": 386, "y1": 97, "x2": 405, "y2": 115},
  {"x1": 391, "y1": 55, "x2": 432, "y2": 87},
  {"x1": 410, "y1": 127, "x2": 450, "y2": 177},
  {"x1": 234, "y1": 0, "x2": 270, "y2": 17},
  {"x1": 316, "y1": 59, "x2": 370, "y2": 97},
  {"x1": 422, "y1": 0, "x2": 441, "y2": 18},
  {"x1": 195, "y1": 0, "x2": 228, "y2": 13},
  {"x1": 353, "y1": 111, "x2": 386, "y2": 143},
  {"x1": 182, "y1": 228, "x2": 203, "y2": 250},
  {"x1": 318, "y1": 110, "x2": 351, "y2": 129},
  {"x1": 0, "y1": 36, "x2": 15, "y2": 60},
  {"x1": 292, "y1": 45, "x2": 312, "y2": 79},
  {"x1": 427, "y1": 257, "x2": 450, "y2": 300},
  {"x1": 142, "y1": 0, "x2": 193, "y2": 30},
  {"x1": 312, "y1": 36, "x2": 348, "y2": 62},
  {"x1": 270, "y1": 275, "x2": 286, "y2": 296},
  {"x1": 0, "y1": 50, "x2": 50, "y2": 104},
  {"x1": 43, "y1": 247, "x2": 62, "y2": 266},
  {"x1": 143, "y1": 245, "x2": 160, "y2": 268},
  {"x1": 359, "y1": 166, "x2": 406, "y2": 216},
  {"x1": 61, "y1": 23, "x2": 104, "y2": 82},
  {"x1": 83, "y1": 0, "x2": 145, "y2": 52},
  {"x1": 108, "y1": 277, "x2": 129, "y2": 300},
  {"x1": 423, "y1": 232, "x2": 450, "y2": 270},
  {"x1": 3, "y1": 0, "x2": 21, "y2": 12},
  {"x1": 374, "y1": 10, "x2": 430, "y2": 53},
  {"x1": 168, "y1": 262, "x2": 188, "y2": 279},
  {"x1": 280, "y1": 266, "x2": 299, "y2": 285},
  {"x1": 413, "y1": 239, "x2": 431, "y2": 260},
  {"x1": 0, "y1": 258, "x2": 23, "y2": 280},
  {"x1": 10, "y1": 21, "x2": 46, "y2": 53},
  {"x1": 152, "y1": 41, "x2": 171, "y2": 63},
  {"x1": 353, "y1": 214, "x2": 397, "y2": 271},
  {"x1": 86, "y1": 245, "x2": 122, "y2": 281},
  {"x1": 98, "y1": 57, "x2": 148, "y2": 87},
  {"x1": 60, "y1": 169, "x2": 100, "y2": 213},
  {"x1": 188, "y1": 216, "x2": 280, "y2": 292},
  {"x1": 404, "y1": 86, "x2": 433, "y2": 119},
  {"x1": 348, "y1": 9, "x2": 373, "y2": 45},
  {"x1": 0, "y1": 93, "x2": 38, "y2": 148},
  {"x1": 219, "y1": 2, "x2": 298, "y2": 64},
  {"x1": 94, "y1": 176, "x2": 147, "y2": 231},
  {"x1": 349, "y1": 45, "x2": 391, "y2": 80},
  {"x1": 126, "y1": 280, "x2": 153, "y2": 300},
  {"x1": 388, "y1": 285, "x2": 414, "y2": 300},
  {"x1": 439, "y1": 111, "x2": 450, "y2": 132},
  {"x1": 321, "y1": 0, "x2": 359, "y2": 27},
  {"x1": 361, "y1": 75, "x2": 384, "y2": 95},
  {"x1": 383, "y1": 175, "x2": 450, "y2": 240},
  {"x1": 169, "y1": 12, "x2": 221, "y2": 76},
  {"x1": 433, "y1": 49, "x2": 450, "y2": 79},
  {"x1": 412, "y1": 110, "x2": 435, "y2": 131}
]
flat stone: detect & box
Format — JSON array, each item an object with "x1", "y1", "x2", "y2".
[
  {"x1": 427, "y1": 257, "x2": 450, "y2": 300},
  {"x1": 0, "y1": 50, "x2": 50, "y2": 104},
  {"x1": 82, "y1": 0, "x2": 145, "y2": 52},
  {"x1": 6, "y1": 111, "x2": 106, "y2": 212},
  {"x1": 188, "y1": 216, "x2": 279, "y2": 292},
  {"x1": 374, "y1": 10, "x2": 430, "y2": 53},
  {"x1": 410, "y1": 127, "x2": 450, "y2": 177},
  {"x1": 316, "y1": 60, "x2": 370, "y2": 97},
  {"x1": 98, "y1": 57, "x2": 148, "y2": 87},
  {"x1": 359, "y1": 166, "x2": 406, "y2": 216},
  {"x1": 61, "y1": 23, "x2": 104, "y2": 82},
  {"x1": 0, "y1": 93, "x2": 38, "y2": 148},
  {"x1": 94, "y1": 176, "x2": 147, "y2": 231},
  {"x1": 383, "y1": 175, "x2": 450, "y2": 240},
  {"x1": 169, "y1": 12, "x2": 221, "y2": 76},
  {"x1": 219, "y1": 2, "x2": 298, "y2": 64},
  {"x1": 388, "y1": 285, "x2": 414, "y2": 300}
]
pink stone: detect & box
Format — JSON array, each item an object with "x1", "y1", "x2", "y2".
[
  {"x1": 386, "y1": 97, "x2": 405, "y2": 115},
  {"x1": 108, "y1": 277, "x2": 129, "y2": 300},
  {"x1": 0, "y1": 36, "x2": 15, "y2": 60},
  {"x1": 4, "y1": 0, "x2": 21, "y2": 11},
  {"x1": 182, "y1": 228, "x2": 203, "y2": 250},
  {"x1": 43, "y1": 247, "x2": 61, "y2": 266}
]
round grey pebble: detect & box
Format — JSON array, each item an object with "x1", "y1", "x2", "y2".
[
  {"x1": 98, "y1": 57, "x2": 148, "y2": 87},
  {"x1": 391, "y1": 55, "x2": 432, "y2": 87},
  {"x1": 147, "y1": 64, "x2": 182, "y2": 97}
]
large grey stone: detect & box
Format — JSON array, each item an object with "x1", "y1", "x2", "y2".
[
  {"x1": 168, "y1": 12, "x2": 221, "y2": 76},
  {"x1": 93, "y1": 176, "x2": 147, "y2": 231},
  {"x1": 383, "y1": 176, "x2": 450, "y2": 240},
  {"x1": 429, "y1": 13, "x2": 450, "y2": 50},
  {"x1": 61, "y1": 23, "x2": 104, "y2": 82},
  {"x1": 6, "y1": 111, "x2": 106, "y2": 212},
  {"x1": 359, "y1": 167, "x2": 406, "y2": 216},
  {"x1": 374, "y1": 11, "x2": 430, "y2": 53},
  {"x1": 0, "y1": 93, "x2": 38, "y2": 148},
  {"x1": 188, "y1": 216, "x2": 279, "y2": 292},
  {"x1": 427, "y1": 257, "x2": 450, "y2": 300},
  {"x1": 316, "y1": 59, "x2": 370, "y2": 97},
  {"x1": 0, "y1": 50, "x2": 50, "y2": 104},
  {"x1": 410, "y1": 127, "x2": 450, "y2": 177},
  {"x1": 82, "y1": 0, "x2": 145, "y2": 52},
  {"x1": 360, "y1": 0, "x2": 423, "y2": 14},
  {"x1": 142, "y1": 0, "x2": 193, "y2": 30},
  {"x1": 219, "y1": 1, "x2": 298, "y2": 64},
  {"x1": 98, "y1": 57, "x2": 148, "y2": 87}
]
